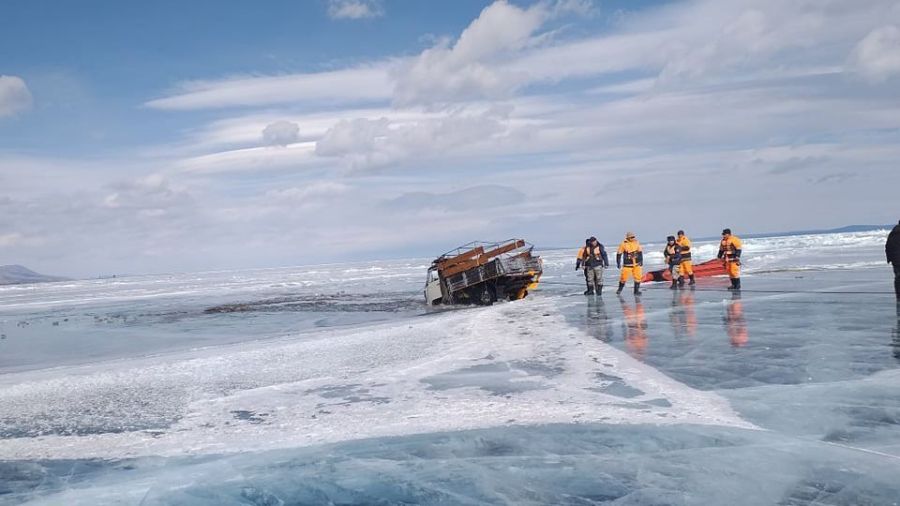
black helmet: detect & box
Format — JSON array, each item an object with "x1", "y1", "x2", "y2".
[
  {"x1": 677, "y1": 230, "x2": 685, "y2": 236},
  {"x1": 722, "y1": 228, "x2": 732, "y2": 235},
  {"x1": 589, "y1": 236, "x2": 598, "y2": 242},
  {"x1": 667, "y1": 235, "x2": 675, "y2": 241}
]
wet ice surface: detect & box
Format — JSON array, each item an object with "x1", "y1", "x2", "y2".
[
  {"x1": 0, "y1": 261, "x2": 431, "y2": 373},
  {"x1": 2, "y1": 231, "x2": 899, "y2": 505}
]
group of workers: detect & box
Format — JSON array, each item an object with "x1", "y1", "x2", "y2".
[{"x1": 576, "y1": 229, "x2": 744, "y2": 296}]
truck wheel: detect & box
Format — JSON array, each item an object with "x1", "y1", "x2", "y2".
[{"x1": 480, "y1": 283, "x2": 497, "y2": 306}]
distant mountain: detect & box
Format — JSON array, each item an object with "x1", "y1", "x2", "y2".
[{"x1": 0, "y1": 265, "x2": 68, "y2": 285}]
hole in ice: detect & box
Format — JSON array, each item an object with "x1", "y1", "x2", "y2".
[
  {"x1": 230, "y1": 410, "x2": 269, "y2": 424},
  {"x1": 203, "y1": 293, "x2": 421, "y2": 314}
]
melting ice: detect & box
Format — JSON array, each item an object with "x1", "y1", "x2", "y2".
[{"x1": 1, "y1": 230, "x2": 899, "y2": 505}]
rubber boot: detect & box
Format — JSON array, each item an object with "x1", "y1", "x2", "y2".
[
  {"x1": 669, "y1": 279, "x2": 677, "y2": 289},
  {"x1": 616, "y1": 282, "x2": 625, "y2": 295},
  {"x1": 688, "y1": 275, "x2": 696, "y2": 286},
  {"x1": 595, "y1": 282, "x2": 603, "y2": 295},
  {"x1": 734, "y1": 278, "x2": 741, "y2": 290},
  {"x1": 677, "y1": 276, "x2": 685, "y2": 287},
  {"x1": 727, "y1": 278, "x2": 737, "y2": 290},
  {"x1": 634, "y1": 282, "x2": 642, "y2": 296}
]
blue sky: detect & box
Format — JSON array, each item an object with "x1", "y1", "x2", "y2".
[{"x1": 1, "y1": 0, "x2": 899, "y2": 276}]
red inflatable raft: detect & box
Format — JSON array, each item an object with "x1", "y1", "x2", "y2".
[{"x1": 641, "y1": 258, "x2": 727, "y2": 283}]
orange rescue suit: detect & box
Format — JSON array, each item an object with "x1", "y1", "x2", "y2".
[
  {"x1": 718, "y1": 235, "x2": 743, "y2": 279},
  {"x1": 617, "y1": 239, "x2": 643, "y2": 283},
  {"x1": 677, "y1": 235, "x2": 693, "y2": 276}
]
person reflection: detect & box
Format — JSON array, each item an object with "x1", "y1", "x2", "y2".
[
  {"x1": 670, "y1": 289, "x2": 698, "y2": 341},
  {"x1": 892, "y1": 302, "x2": 900, "y2": 361},
  {"x1": 619, "y1": 296, "x2": 648, "y2": 359},
  {"x1": 586, "y1": 297, "x2": 612, "y2": 343},
  {"x1": 724, "y1": 291, "x2": 749, "y2": 347}
]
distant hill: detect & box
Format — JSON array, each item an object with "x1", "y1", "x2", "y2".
[{"x1": 0, "y1": 265, "x2": 68, "y2": 285}]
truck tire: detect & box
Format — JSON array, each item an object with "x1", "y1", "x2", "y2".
[{"x1": 480, "y1": 283, "x2": 497, "y2": 306}]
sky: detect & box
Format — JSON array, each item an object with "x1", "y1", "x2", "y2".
[{"x1": 1, "y1": 0, "x2": 899, "y2": 277}]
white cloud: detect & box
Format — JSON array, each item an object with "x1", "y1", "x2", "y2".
[
  {"x1": 145, "y1": 66, "x2": 392, "y2": 110},
  {"x1": 175, "y1": 142, "x2": 319, "y2": 174},
  {"x1": 851, "y1": 25, "x2": 900, "y2": 82},
  {"x1": 0, "y1": 75, "x2": 33, "y2": 117},
  {"x1": 261, "y1": 120, "x2": 301, "y2": 146},
  {"x1": 392, "y1": 1, "x2": 546, "y2": 106},
  {"x1": 0, "y1": 232, "x2": 25, "y2": 247},
  {"x1": 385, "y1": 185, "x2": 526, "y2": 212},
  {"x1": 315, "y1": 108, "x2": 509, "y2": 170},
  {"x1": 265, "y1": 182, "x2": 349, "y2": 204},
  {"x1": 327, "y1": 0, "x2": 383, "y2": 20}
]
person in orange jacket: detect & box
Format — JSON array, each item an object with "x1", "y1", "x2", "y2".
[
  {"x1": 616, "y1": 231, "x2": 643, "y2": 295},
  {"x1": 676, "y1": 230, "x2": 695, "y2": 286},
  {"x1": 717, "y1": 228, "x2": 743, "y2": 290}
]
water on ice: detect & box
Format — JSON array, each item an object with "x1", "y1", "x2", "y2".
[{"x1": 1, "y1": 230, "x2": 899, "y2": 505}]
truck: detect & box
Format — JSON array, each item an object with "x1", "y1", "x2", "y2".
[{"x1": 424, "y1": 239, "x2": 543, "y2": 306}]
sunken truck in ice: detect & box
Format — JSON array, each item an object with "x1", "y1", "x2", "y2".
[{"x1": 424, "y1": 239, "x2": 542, "y2": 305}]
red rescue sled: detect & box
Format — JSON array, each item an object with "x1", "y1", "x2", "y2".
[{"x1": 641, "y1": 258, "x2": 727, "y2": 283}]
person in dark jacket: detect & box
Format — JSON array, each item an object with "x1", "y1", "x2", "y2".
[
  {"x1": 887, "y1": 220, "x2": 900, "y2": 299},
  {"x1": 663, "y1": 236, "x2": 682, "y2": 289},
  {"x1": 576, "y1": 236, "x2": 609, "y2": 295}
]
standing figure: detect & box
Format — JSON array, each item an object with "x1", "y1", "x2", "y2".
[
  {"x1": 676, "y1": 230, "x2": 695, "y2": 286},
  {"x1": 576, "y1": 236, "x2": 609, "y2": 295},
  {"x1": 718, "y1": 228, "x2": 743, "y2": 290},
  {"x1": 886, "y1": 220, "x2": 900, "y2": 299},
  {"x1": 616, "y1": 232, "x2": 644, "y2": 295},
  {"x1": 663, "y1": 236, "x2": 682, "y2": 289}
]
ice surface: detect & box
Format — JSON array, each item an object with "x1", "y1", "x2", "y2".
[{"x1": 1, "y1": 230, "x2": 899, "y2": 505}]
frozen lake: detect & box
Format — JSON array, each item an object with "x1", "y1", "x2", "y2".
[{"x1": 1, "y1": 230, "x2": 898, "y2": 505}]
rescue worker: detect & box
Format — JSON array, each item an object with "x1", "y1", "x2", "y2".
[
  {"x1": 717, "y1": 228, "x2": 743, "y2": 290},
  {"x1": 663, "y1": 236, "x2": 682, "y2": 289},
  {"x1": 616, "y1": 231, "x2": 643, "y2": 295},
  {"x1": 576, "y1": 236, "x2": 609, "y2": 295},
  {"x1": 676, "y1": 230, "x2": 695, "y2": 286},
  {"x1": 886, "y1": 220, "x2": 900, "y2": 299}
]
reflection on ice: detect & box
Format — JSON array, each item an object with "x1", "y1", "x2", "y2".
[
  {"x1": 894, "y1": 303, "x2": 900, "y2": 361},
  {"x1": 619, "y1": 297, "x2": 648, "y2": 360},
  {"x1": 724, "y1": 291, "x2": 749, "y2": 347}
]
